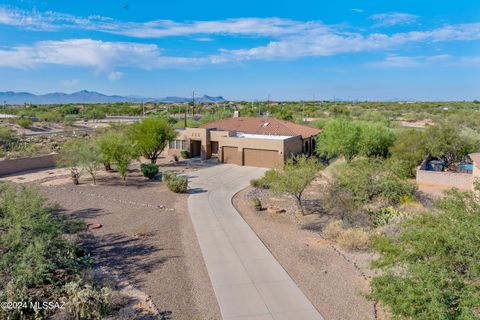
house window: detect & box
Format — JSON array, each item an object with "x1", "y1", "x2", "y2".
[{"x1": 169, "y1": 139, "x2": 186, "y2": 150}]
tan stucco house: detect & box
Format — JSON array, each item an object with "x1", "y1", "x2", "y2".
[{"x1": 166, "y1": 116, "x2": 320, "y2": 168}]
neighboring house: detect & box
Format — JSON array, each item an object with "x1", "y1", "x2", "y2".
[
  {"x1": 416, "y1": 153, "x2": 480, "y2": 192},
  {"x1": 166, "y1": 115, "x2": 320, "y2": 168}
]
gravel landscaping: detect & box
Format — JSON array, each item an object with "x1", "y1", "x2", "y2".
[
  {"x1": 233, "y1": 186, "x2": 378, "y2": 320},
  {"x1": 27, "y1": 162, "x2": 221, "y2": 320}
]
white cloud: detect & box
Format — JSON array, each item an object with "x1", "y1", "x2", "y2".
[
  {"x1": 0, "y1": 7, "x2": 325, "y2": 38},
  {"x1": 193, "y1": 37, "x2": 214, "y2": 42},
  {"x1": 370, "y1": 54, "x2": 480, "y2": 68},
  {"x1": 220, "y1": 23, "x2": 480, "y2": 60},
  {"x1": 351, "y1": 8, "x2": 364, "y2": 13},
  {"x1": 370, "y1": 12, "x2": 419, "y2": 27},
  {"x1": 108, "y1": 71, "x2": 123, "y2": 80},
  {"x1": 0, "y1": 39, "x2": 208, "y2": 76}
]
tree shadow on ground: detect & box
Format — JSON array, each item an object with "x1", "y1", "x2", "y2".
[
  {"x1": 303, "y1": 199, "x2": 325, "y2": 215},
  {"x1": 81, "y1": 233, "x2": 176, "y2": 287},
  {"x1": 70, "y1": 207, "x2": 106, "y2": 219}
]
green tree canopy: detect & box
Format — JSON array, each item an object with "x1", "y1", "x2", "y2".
[
  {"x1": 96, "y1": 130, "x2": 136, "y2": 181},
  {"x1": 131, "y1": 117, "x2": 176, "y2": 163},
  {"x1": 388, "y1": 129, "x2": 427, "y2": 178},
  {"x1": 316, "y1": 119, "x2": 396, "y2": 162},
  {"x1": 264, "y1": 156, "x2": 323, "y2": 215},
  {"x1": 358, "y1": 122, "x2": 396, "y2": 158},
  {"x1": 316, "y1": 118, "x2": 361, "y2": 162},
  {"x1": 370, "y1": 189, "x2": 480, "y2": 319},
  {"x1": 58, "y1": 138, "x2": 102, "y2": 184},
  {"x1": 424, "y1": 123, "x2": 478, "y2": 166}
]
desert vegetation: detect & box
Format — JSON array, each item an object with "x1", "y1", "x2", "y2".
[{"x1": 0, "y1": 183, "x2": 111, "y2": 319}]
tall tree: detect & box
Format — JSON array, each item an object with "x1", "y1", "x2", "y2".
[
  {"x1": 131, "y1": 117, "x2": 176, "y2": 163},
  {"x1": 96, "y1": 130, "x2": 136, "y2": 181},
  {"x1": 316, "y1": 118, "x2": 361, "y2": 162}
]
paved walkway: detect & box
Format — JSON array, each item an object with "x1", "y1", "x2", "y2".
[{"x1": 187, "y1": 165, "x2": 324, "y2": 320}]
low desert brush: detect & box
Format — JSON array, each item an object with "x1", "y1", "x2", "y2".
[{"x1": 324, "y1": 220, "x2": 370, "y2": 251}]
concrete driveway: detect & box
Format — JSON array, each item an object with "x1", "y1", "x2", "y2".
[{"x1": 187, "y1": 164, "x2": 323, "y2": 320}]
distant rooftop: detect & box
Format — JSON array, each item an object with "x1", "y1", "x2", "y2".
[{"x1": 200, "y1": 117, "x2": 320, "y2": 139}]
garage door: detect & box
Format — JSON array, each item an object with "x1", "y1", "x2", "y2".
[
  {"x1": 222, "y1": 146, "x2": 242, "y2": 165},
  {"x1": 244, "y1": 148, "x2": 283, "y2": 168}
]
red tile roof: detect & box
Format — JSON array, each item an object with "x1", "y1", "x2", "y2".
[{"x1": 200, "y1": 117, "x2": 320, "y2": 139}]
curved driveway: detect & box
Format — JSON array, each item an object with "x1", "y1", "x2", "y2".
[{"x1": 187, "y1": 164, "x2": 323, "y2": 320}]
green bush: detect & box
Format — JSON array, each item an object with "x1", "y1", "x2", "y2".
[
  {"x1": 252, "y1": 197, "x2": 262, "y2": 211},
  {"x1": 368, "y1": 206, "x2": 406, "y2": 227},
  {"x1": 180, "y1": 150, "x2": 190, "y2": 159},
  {"x1": 162, "y1": 170, "x2": 176, "y2": 182},
  {"x1": 0, "y1": 183, "x2": 106, "y2": 319},
  {"x1": 370, "y1": 189, "x2": 480, "y2": 319},
  {"x1": 63, "y1": 281, "x2": 110, "y2": 319},
  {"x1": 140, "y1": 163, "x2": 159, "y2": 179},
  {"x1": 166, "y1": 175, "x2": 188, "y2": 193},
  {"x1": 16, "y1": 117, "x2": 32, "y2": 128}
]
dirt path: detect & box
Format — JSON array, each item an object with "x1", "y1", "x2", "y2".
[
  {"x1": 233, "y1": 187, "x2": 376, "y2": 320},
  {"x1": 38, "y1": 170, "x2": 220, "y2": 320}
]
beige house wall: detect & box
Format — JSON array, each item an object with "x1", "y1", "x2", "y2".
[
  {"x1": 166, "y1": 127, "x2": 316, "y2": 168},
  {"x1": 416, "y1": 168, "x2": 473, "y2": 191}
]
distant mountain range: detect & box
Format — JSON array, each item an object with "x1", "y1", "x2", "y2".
[{"x1": 0, "y1": 90, "x2": 226, "y2": 105}]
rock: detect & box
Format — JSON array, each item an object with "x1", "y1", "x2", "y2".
[{"x1": 267, "y1": 206, "x2": 286, "y2": 214}]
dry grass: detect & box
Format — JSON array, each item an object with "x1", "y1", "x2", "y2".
[{"x1": 324, "y1": 220, "x2": 370, "y2": 252}]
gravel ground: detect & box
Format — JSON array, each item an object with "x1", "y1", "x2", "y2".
[
  {"x1": 233, "y1": 186, "x2": 377, "y2": 320},
  {"x1": 36, "y1": 166, "x2": 221, "y2": 320}
]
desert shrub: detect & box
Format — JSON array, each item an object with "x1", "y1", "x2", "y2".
[
  {"x1": 16, "y1": 117, "x2": 32, "y2": 128},
  {"x1": 180, "y1": 150, "x2": 190, "y2": 159},
  {"x1": 165, "y1": 175, "x2": 188, "y2": 193},
  {"x1": 252, "y1": 197, "x2": 262, "y2": 211},
  {"x1": 250, "y1": 169, "x2": 277, "y2": 189},
  {"x1": 63, "y1": 281, "x2": 110, "y2": 319},
  {"x1": 368, "y1": 206, "x2": 406, "y2": 227},
  {"x1": 370, "y1": 189, "x2": 480, "y2": 319},
  {"x1": 140, "y1": 163, "x2": 159, "y2": 179},
  {"x1": 332, "y1": 159, "x2": 417, "y2": 206},
  {"x1": 0, "y1": 125, "x2": 18, "y2": 148},
  {"x1": 337, "y1": 228, "x2": 370, "y2": 251},
  {"x1": 323, "y1": 220, "x2": 370, "y2": 251},
  {"x1": 323, "y1": 220, "x2": 344, "y2": 239},
  {"x1": 0, "y1": 184, "x2": 107, "y2": 319},
  {"x1": 162, "y1": 170, "x2": 176, "y2": 182}
]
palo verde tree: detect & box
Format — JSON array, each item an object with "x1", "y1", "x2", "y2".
[
  {"x1": 370, "y1": 188, "x2": 480, "y2": 319},
  {"x1": 265, "y1": 155, "x2": 323, "y2": 215},
  {"x1": 58, "y1": 138, "x2": 102, "y2": 185},
  {"x1": 96, "y1": 130, "x2": 136, "y2": 181},
  {"x1": 131, "y1": 117, "x2": 176, "y2": 163}
]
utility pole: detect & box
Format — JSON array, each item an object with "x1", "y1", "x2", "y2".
[
  {"x1": 192, "y1": 90, "x2": 195, "y2": 117},
  {"x1": 142, "y1": 100, "x2": 145, "y2": 118},
  {"x1": 302, "y1": 100, "x2": 305, "y2": 123}
]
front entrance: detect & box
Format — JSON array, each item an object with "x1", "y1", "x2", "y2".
[
  {"x1": 211, "y1": 141, "x2": 219, "y2": 155},
  {"x1": 190, "y1": 140, "x2": 201, "y2": 157}
]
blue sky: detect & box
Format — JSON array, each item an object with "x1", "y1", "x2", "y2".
[{"x1": 0, "y1": 0, "x2": 479, "y2": 100}]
